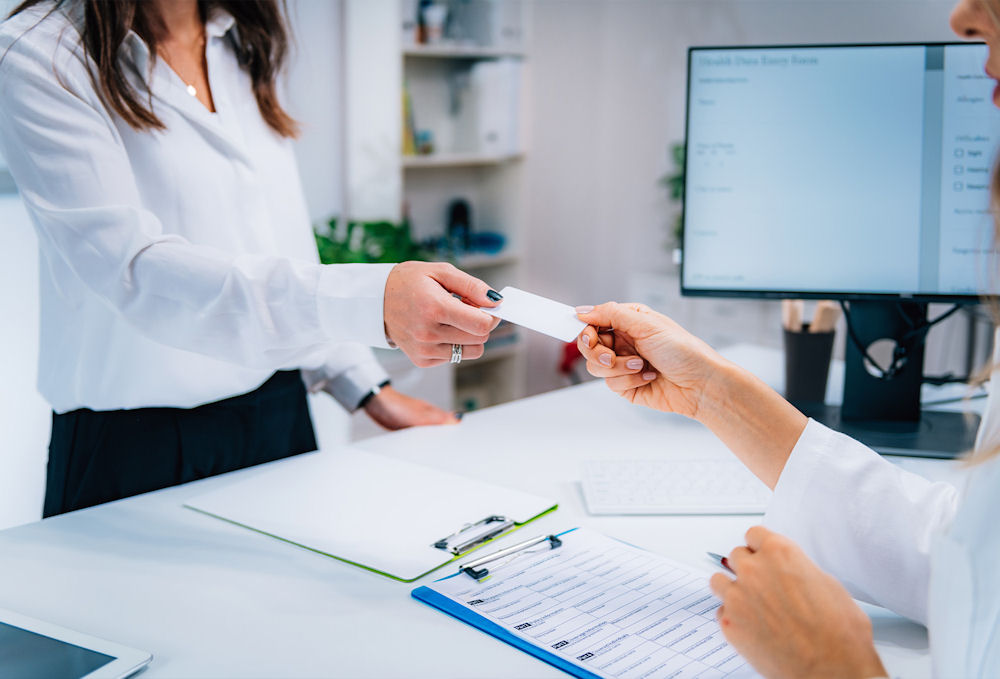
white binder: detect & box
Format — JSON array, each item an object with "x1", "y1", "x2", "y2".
[{"x1": 184, "y1": 447, "x2": 558, "y2": 582}]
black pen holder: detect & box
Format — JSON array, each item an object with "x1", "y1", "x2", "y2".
[{"x1": 783, "y1": 324, "x2": 835, "y2": 405}]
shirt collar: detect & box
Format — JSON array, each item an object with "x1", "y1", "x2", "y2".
[
  {"x1": 205, "y1": 10, "x2": 236, "y2": 39},
  {"x1": 119, "y1": 9, "x2": 235, "y2": 79}
]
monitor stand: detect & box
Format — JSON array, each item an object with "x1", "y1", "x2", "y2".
[{"x1": 793, "y1": 301, "x2": 980, "y2": 459}]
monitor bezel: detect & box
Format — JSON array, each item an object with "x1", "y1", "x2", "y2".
[{"x1": 680, "y1": 41, "x2": 991, "y2": 305}]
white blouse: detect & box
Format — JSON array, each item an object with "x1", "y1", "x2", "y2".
[
  {"x1": 0, "y1": 4, "x2": 391, "y2": 414},
  {"x1": 766, "y1": 343, "x2": 1000, "y2": 675}
]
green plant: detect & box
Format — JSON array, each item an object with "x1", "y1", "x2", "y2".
[
  {"x1": 314, "y1": 216, "x2": 431, "y2": 265},
  {"x1": 660, "y1": 142, "x2": 685, "y2": 247}
]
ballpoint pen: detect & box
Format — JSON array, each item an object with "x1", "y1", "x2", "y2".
[{"x1": 707, "y1": 551, "x2": 735, "y2": 574}]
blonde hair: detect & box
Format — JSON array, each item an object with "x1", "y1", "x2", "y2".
[
  {"x1": 966, "y1": 161, "x2": 1000, "y2": 463},
  {"x1": 971, "y1": 0, "x2": 1000, "y2": 462}
]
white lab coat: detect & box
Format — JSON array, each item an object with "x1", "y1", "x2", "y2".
[
  {"x1": 0, "y1": 4, "x2": 391, "y2": 413},
  {"x1": 765, "y1": 349, "x2": 1000, "y2": 675}
]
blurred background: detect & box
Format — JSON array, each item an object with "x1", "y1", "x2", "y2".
[{"x1": 2, "y1": 0, "x2": 987, "y2": 529}]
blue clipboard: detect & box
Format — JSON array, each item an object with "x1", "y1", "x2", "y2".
[
  {"x1": 411, "y1": 586, "x2": 602, "y2": 679},
  {"x1": 411, "y1": 528, "x2": 601, "y2": 679}
]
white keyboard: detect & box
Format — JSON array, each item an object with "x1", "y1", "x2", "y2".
[{"x1": 581, "y1": 459, "x2": 771, "y2": 515}]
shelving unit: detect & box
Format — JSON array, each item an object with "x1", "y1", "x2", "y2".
[
  {"x1": 401, "y1": 1, "x2": 529, "y2": 412},
  {"x1": 343, "y1": 0, "x2": 529, "y2": 414},
  {"x1": 453, "y1": 251, "x2": 520, "y2": 270},
  {"x1": 403, "y1": 46, "x2": 524, "y2": 60},
  {"x1": 401, "y1": 152, "x2": 522, "y2": 169}
]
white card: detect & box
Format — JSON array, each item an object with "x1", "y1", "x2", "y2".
[{"x1": 481, "y1": 286, "x2": 586, "y2": 342}]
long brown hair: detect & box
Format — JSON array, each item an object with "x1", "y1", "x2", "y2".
[{"x1": 8, "y1": 0, "x2": 298, "y2": 137}]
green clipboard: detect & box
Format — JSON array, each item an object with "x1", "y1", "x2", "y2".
[{"x1": 184, "y1": 446, "x2": 558, "y2": 582}]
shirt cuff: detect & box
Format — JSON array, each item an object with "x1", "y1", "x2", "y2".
[
  {"x1": 305, "y1": 357, "x2": 390, "y2": 412},
  {"x1": 764, "y1": 418, "x2": 828, "y2": 535},
  {"x1": 316, "y1": 263, "x2": 395, "y2": 349}
]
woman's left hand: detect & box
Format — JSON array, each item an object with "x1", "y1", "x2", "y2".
[
  {"x1": 709, "y1": 526, "x2": 887, "y2": 679},
  {"x1": 363, "y1": 385, "x2": 459, "y2": 430}
]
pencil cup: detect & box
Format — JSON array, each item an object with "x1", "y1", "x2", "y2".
[{"x1": 783, "y1": 324, "x2": 835, "y2": 405}]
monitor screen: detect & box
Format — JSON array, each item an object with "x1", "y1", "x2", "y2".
[{"x1": 681, "y1": 43, "x2": 1000, "y2": 301}]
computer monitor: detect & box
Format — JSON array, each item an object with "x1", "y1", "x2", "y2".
[{"x1": 681, "y1": 43, "x2": 1000, "y2": 457}]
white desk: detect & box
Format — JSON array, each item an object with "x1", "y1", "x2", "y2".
[{"x1": 0, "y1": 346, "x2": 963, "y2": 678}]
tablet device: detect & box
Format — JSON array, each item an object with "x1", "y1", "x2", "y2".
[{"x1": 0, "y1": 607, "x2": 151, "y2": 679}]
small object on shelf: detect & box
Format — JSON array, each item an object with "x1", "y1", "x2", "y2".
[
  {"x1": 483, "y1": 322, "x2": 518, "y2": 350},
  {"x1": 415, "y1": 129, "x2": 435, "y2": 155},
  {"x1": 401, "y1": 0, "x2": 419, "y2": 46},
  {"x1": 416, "y1": 0, "x2": 432, "y2": 44},
  {"x1": 469, "y1": 59, "x2": 521, "y2": 155},
  {"x1": 469, "y1": 231, "x2": 504, "y2": 255},
  {"x1": 421, "y1": 3, "x2": 449, "y2": 45},
  {"x1": 420, "y1": 231, "x2": 506, "y2": 263},
  {"x1": 447, "y1": 198, "x2": 472, "y2": 252},
  {"x1": 402, "y1": 82, "x2": 417, "y2": 156}
]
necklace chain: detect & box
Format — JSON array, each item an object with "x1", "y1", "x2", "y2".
[{"x1": 157, "y1": 29, "x2": 207, "y2": 98}]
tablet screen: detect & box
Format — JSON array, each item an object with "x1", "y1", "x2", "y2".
[{"x1": 0, "y1": 621, "x2": 116, "y2": 679}]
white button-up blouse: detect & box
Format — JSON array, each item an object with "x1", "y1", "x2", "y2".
[{"x1": 0, "y1": 4, "x2": 391, "y2": 413}]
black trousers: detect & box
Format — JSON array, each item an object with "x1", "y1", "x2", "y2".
[{"x1": 44, "y1": 371, "x2": 317, "y2": 518}]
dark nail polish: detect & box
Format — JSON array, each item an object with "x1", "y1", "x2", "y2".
[
  {"x1": 454, "y1": 411, "x2": 465, "y2": 421},
  {"x1": 486, "y1": 290, "x2": 503, "y2": 302}
]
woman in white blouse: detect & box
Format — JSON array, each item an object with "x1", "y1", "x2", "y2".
[
  {"x1": 0, "y1": 0, "x2": 502, "y2": 516},
  {"x1": 576, "y1": 0, "x2": 999, "y2": 676}
]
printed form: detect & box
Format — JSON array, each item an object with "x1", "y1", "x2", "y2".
[{"x1": 422, "y1": 528, "x2": 758, "y2": 679}]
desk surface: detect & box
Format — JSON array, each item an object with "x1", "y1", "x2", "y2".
[{"x1": 0, "y1": 346, "x2": 963, "y2": 678}]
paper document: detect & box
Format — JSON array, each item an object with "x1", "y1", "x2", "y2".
[
  {"x1": 482, "y1": 287, "x2": 587, "y2": 342},
  {"x1": 414, "y1": 528, "x2": 758, "y2": 679}
]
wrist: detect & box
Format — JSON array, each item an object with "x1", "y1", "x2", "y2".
[
  {"x1": 693, "y1": 355, "x2": 808, "y2": 489},
  {"x1": 359, "y1": 380, "x2": 391, "y2": 411},
  {"x1": 692, "y1": 354, "x2": 741, "y2": 425},
  {"x1": 854, "y1": 647, "x2": 888, "y2": 679}
]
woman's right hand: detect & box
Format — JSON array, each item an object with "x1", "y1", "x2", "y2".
[
  {"x1": 383, "y1": 262, "x2": 501, "y2": 367},
  {"x1": 575, "y1": 302, "x2": 728, "y2": 419}
]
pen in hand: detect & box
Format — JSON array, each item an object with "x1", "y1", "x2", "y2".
[{"x1": 707, "y1": 551, "x2": 734, "y2": 575}]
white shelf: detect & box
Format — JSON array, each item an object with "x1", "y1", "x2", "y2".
[
  {"x1": 403, "y1": 45, "x2": 524, "y2": 60},
  {"x1": 462, "y1": 339, "x2": 522, "y2": 367},
  {"x1": 402, "y1": 152, "x2": 523, "y2": 169},
  {"x1": 454, "y1": 251, "x2": 520, "y2": 269}
]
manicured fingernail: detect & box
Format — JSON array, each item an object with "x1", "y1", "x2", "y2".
[
  {"x1": 580, "y1": 332, "x2": 592, "y2": 347},
  {"x1": 487, "y1": 290, "x2": 503, "y2": 302},
  {"x1": 642, "y1": 371, "x2": 657, "y2": 381},
  {"x1": 576, "y1": 305, "x2": 594, "y2": 314},
  {"x1": 454, "y1": 411, "x2": 464, "y2": 421},
  {"x1": 627, "y1": 358, "x2": 643, "y2": 370},
  {"x1": 599, "y1": 353, "x2": 613, "y2": 367}
]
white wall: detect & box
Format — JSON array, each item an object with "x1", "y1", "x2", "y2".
[
  {"x1": 283, "y1": 0, "x2": 357, "y2": 451},
  {"x1": 0, "y1": 197, "x2": 48, "y2": 530},
  {"x1": 286, "y1": 0, "x2": 345, "y2": 223},
  {"x1": 522, "y1": 0, "x2": 971, "y2": 396}
]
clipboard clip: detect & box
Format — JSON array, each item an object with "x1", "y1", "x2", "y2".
[
  {"x1": 459, "y1": 534, "x2": 563, "y2": 581},
  {"x1": 433, "y1": 515, "x2": 515, "y2": 556}
]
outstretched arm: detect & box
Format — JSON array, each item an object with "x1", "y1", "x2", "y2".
[{"x1": 575, "y1": 302, "x2": 806, "y2": 488}]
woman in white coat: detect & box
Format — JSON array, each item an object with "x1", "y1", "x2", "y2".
[
  {"x1": 575, "y1": 0, "x2": 999, "y2": 675},
  {"x1": 0, "y1": 0, "x2": 502, "y2": 516}
]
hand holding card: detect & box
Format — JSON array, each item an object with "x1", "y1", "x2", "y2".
[{"x1": 480, "y1": 287, "x2": 586, "y2": 342}]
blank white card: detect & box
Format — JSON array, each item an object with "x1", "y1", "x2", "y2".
[{"x1": 482, "y1": 287, "x2": 587, "y2": 342}]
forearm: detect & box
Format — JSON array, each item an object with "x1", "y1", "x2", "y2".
[{"x1": 696, "y1": 359, "x2": 808, "y2": 489}]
